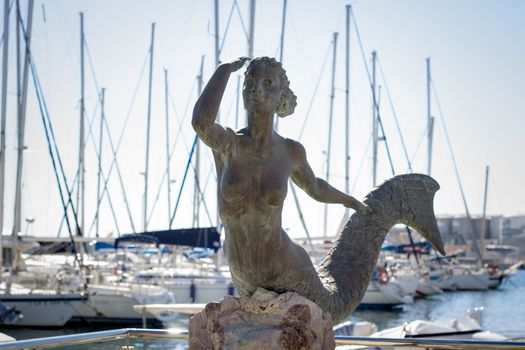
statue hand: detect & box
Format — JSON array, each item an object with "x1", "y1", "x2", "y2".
[
  {"x1": 223, "y1": 56, "x2": 251, "y2": 72},
  {"x1": 356, "y1": 203, "x2": 372, "y2": 215},
  {"x1": 344, "y1": 197, "x2": 371, "y2": 215}
]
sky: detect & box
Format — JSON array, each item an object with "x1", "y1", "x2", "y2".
[{"x1": 1, "y1": 0, "x2": 524, "y2": 239}]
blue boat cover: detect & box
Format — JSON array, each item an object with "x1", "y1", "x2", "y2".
[{"x1": 132, "y1": 227, "x2": 221, "y2": 252}]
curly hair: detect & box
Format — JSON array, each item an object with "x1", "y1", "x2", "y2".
[{"x1": 245, "y1": 57, "x2": 297, "y2": 118}]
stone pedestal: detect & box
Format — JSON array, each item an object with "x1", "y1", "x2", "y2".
[{"x1": 189, "y1": 288, "x2": 335, "y2": 350}]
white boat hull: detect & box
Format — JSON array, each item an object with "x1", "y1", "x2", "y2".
[
  {"x1": 72, "y1": 284, "x2": 174, "y2": 324},
  {"x1": 0, "y1": 293, "x2": 86, "y2": 326},
  {"x1": 359, "y1": 281, "x2": 412, "y2": 308},
  {"x1": 451, "y1": 270, "x2": 490, "y2": 290}
]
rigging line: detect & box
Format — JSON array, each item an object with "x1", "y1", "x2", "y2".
[
  {"x1": 147, "y1": 150, "x2": 213, "y2": 228},
  {"x1": 54, "y1": 1, "x2": 78, "y2": 86},
  {"x1": 190, "y1": 155, "x2": 217, "y2": 227},
  {"x1": 167, "y1": 84, "x2": 182, "y2": 120},
  {"x1": 84, "y1": 39, "x2": 101, "y2": 92},
  {"x1": 30, "y1": 56, "x2": 82, "y2": 237},
  {"x1": 293, "y1": 38, "x2": 332, "y2": 241},
  {"x1": 377, "y1": 57, "x2": 413, "y2": 173},
  {"x1": 233, "y1": 0, "x2": 249, "y2": 41},
  {"x1": 146, "y1": 80, "x2": 197, "y2": 220},
  {"x1": 84, "y1": 93, "x2": 122, "y2": 237},
  {"x1": 350, "y1": 135, "x2": 372, "y2": 194},
  {"x1": 0, "y1": 0, "x2": 15, "y2": 48},
  {"x1": 84, "y1": 51, "x2": 151, "y2": 234},
  {"x1": 198, "y1": 166, "x2": 216, "y2": 226},
  {"x1": 54, "y1": 34, "x2": 115, "y2": 236},
  {"x1": 55, "y1": 96, "x2": 99, "y2": 237},
  {"x1": 169, "y1": 135, "x2": 198, "y2": 228},
  {"x1": 55, "y1": 166, "x2": 79, "y2": 237},
  {"x1": 432, "y1": 79, "x2": 482, "y2": 260},
  {"x1": 114, "y1": 50, "x2": 150, "y2": 152},
  {"x1": 81, "y1": 84, "x2": 138, "y2": 235},
  {"x1": 297, "y1": 40, "x2": 332, "y2": 140},
  {"x1": 408, "y1": 127, "x2": 427, "y2": 169},
  {"x1": 154, "y1": 163, "x2": 214, "y2": 228},
  {"x1": 28, "y1": 54, "x2": 81, "y2": 265},
  {"x1": 377, "y1": 105, "x2": 396, "y2": 176},
  {"x1": 19, "y1": 14, "x2": 83, "y2": 234},
  {"x1": 218, "y1": 0, "x2": 237, "y2": 56},
  {"x1": 431, "y1": 79, "x2": 472, "y2": 218},
  {"x1": 194, "y1": 178, "x2": 214, "y2": 227},
  {"x1": 100, "y1": 114, "x2": 136, "y2": 233},
  {"x1": 289, "y1": 181, "x2": 315, "y2": 253},
  {"x1": 351, "y1": 13, "x2": 395, "y2": 176}
]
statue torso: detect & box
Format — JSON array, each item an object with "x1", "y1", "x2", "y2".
[{"x1": 213, "y1": 131, "x2": 298, "y2": 285}]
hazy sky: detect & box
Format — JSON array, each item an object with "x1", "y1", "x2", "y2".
[{"x1": 2, "y1": 0, "x2": 524, "y2": 238}]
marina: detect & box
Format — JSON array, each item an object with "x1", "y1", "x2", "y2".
[
  {"x1": 0, "y1": 0, "x2": 523, "y2": 348},
  {"x1": 0, "y1": 269, "x2": 522, "y2": 347},
  {"x1": 0, "y1": 270, "x2": 525, "y2": 349}
]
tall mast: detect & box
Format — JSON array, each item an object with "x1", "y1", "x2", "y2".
[
  {"x1": 235, "y1": 76, "x2": 241, "y2": 129},
  {"x1": 95, "y1": 88, "x2": 105, "y2": 238},
  {"x1": 372, "y1": 51, "x2": 379, "y2": 186},
  {"x1": 193, "y1": 56, "x2": 204, "y2": 228},
  {"x1": 12, "y1": 0, "x2": 33, "y2": 270},
  {"x1": 278, "y1": 0, "x2": 287, "y2": 63},
  {"x1": 482, "y1": 165, "x2": 490, "y2": 219},
  {"x1": 481, "y1": 165, "x2": 490, "y2": 242},
  {"x1": 0, "y1": 0, "x2": 10, "y2": 273},
  {"x1": 426, "y1": 57, "x2": 434, "y2": 176},
  {"x1": 323, "y1": 32, "x2": 338, "y2": 237},
  {"x1": 274, "y1": 0, "x2": 287, "y2": 132},
  {"x1": 144, "y1": 22, "x2": 155, "y2": 232},
  {"x1": 214, "y1": 0, "x2": 220, "y2": 67},
  {"x1": 371, "y1": 51, "x2": 378, "y2": 186},
  {"x1": 344, "y1": 4, "x2": 351, "y2": 196},
  {"x1": 248, "y1": 0, "x2": 256, "y2": 57},
  {"x1": 164, "y1": 69, "x2": 172, "y2": 230},
  {"x1": 77, "y1": 12, "x2": 85, "y2": 236}
]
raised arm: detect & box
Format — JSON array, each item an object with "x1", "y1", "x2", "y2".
[
  {"x1": 290, "y1": 141, "x2": 369, "y2": 213},
  {"x1": 192, "y1": 57, "x2": 250, "y2": 150}
]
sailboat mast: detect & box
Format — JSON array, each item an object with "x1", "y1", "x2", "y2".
[
  {"x1": 323, "y1": 32, "x2": 338, "y2": 237},
  {"x1": 278, "y1": 0, "x2": 287, "y2": 63},
  {"x1": 371, "y1": 50, "x2": 378, "y2": 186},
  {"x1": 193, "y1": 56, "x2": 204, "y2": 228},
  {"x1": 481, "y1": 165, "x2": 490, "y2": 242},
  {"x1": 77, "y1": 12, "x2": 85, "y2": 236},
  {"x1": 95, "y1": 88, "x2": 105, "y2": 238},
  {"x1": 426, "y1": 57, "x2": 434, "y2": 176},
  {"x1": 235, "y1": 76, "x2": 240, "y2": 129},
  {"x1": 274, "y1": 0, "x2": 287, "y2": 132},
  {"x1": 344, "y1": 5, "x2": 351, "y2": 196},
  {"x1": 214, "y1": 0, "x2": 220, "y2": 67},
  {"x1": 12, "y1": 0, "x2": 33, "y2": 270},
  {"x1": 482, "y1": 165, "x2": 490, "y2": 219},
  {"x1": 0, "y1": 0, "x2": 10, "y2": 273},
  {"x1": 164, "y1": 69, "x2": 172, "y2": 230},
  {"x1": 248, "y1": 0, "x2": 256, "y2": 57},
  {"x1": 144, "y1": 22, "x2": 155, "y2": 233}
]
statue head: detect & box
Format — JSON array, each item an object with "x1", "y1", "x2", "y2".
[{"x1": 245, "y1": 57, "x2": 297, "y2": 118}]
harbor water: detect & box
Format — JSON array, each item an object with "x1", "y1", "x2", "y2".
[
  {"x1": 2, "y1": 270, "x2": 524, "y2": 348},
  {"x1": 349, "y1": 269, "x2": 525, "y2": 339}
]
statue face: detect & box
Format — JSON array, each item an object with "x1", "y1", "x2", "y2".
[{"x1": 243, "y1": 62, "x2": 282, "y2": 114}]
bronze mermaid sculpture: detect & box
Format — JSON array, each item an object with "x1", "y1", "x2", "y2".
[{"x1": 192, "y1": 56, "x2": 445, "y2": 324}]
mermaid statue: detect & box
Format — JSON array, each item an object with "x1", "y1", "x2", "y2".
[{"x1": 192, "y1": 56, "x2": 445, "y2": 323}]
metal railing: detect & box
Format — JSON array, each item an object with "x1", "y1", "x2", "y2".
[{"x1": 0, "y1": 328, "x2": 524, "y2": 349}]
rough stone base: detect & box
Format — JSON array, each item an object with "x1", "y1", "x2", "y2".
[{"x1": 189, "y1": 288, "x2": 335, "y2": 350}]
